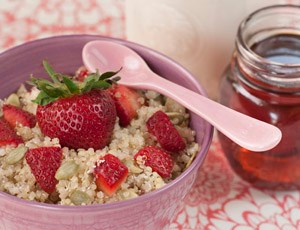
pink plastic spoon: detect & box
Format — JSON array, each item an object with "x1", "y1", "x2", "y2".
[{"x1": 82, "y1": 40, "x2": 282, "y2": 152}]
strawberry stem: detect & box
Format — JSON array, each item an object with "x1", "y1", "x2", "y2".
[
  {"x1": 30, "y1": 61, "x2": 121, "y2": 106},
  {"x1": 43, "y1": 60, "x2": 60, "y2": 83}
]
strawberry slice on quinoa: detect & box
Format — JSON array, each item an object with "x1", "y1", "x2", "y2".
[
  {"x1": 25, "y1": 146, "x2": 62, "y2": 194},
  {"x1": 94, "y1": 154, "x2": 129, "y2": 196},
  {"x1": 134, "y1": 146, "x2": 174, "y2": 178},
  {"x1": 0, "y1": 118, "x2": 23, "y2": 147},
  {"x1": 146, "y1": 110, "x2": 186, "y2": 153},
  {"x1": 75, "y1": 66, "x2": 89, "y2": 82},
  {"x1": 108, "y1": 84, "x2": 143, "y2": 127},
  {"x1": 3, "y1": 104, "x2": 36, "y2": 128}
]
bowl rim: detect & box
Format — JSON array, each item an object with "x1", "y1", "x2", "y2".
[{"x1": 0, "y1": 34, "x2": 213, "y2": 212}]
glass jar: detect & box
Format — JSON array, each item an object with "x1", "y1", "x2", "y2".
[{"x1": 219, "y1": 5, "x2": 300, "y2": 189}]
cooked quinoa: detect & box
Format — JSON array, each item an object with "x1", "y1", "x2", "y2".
[{"x1": 0, "y1": 83, "x2": 199, "y2": 205}]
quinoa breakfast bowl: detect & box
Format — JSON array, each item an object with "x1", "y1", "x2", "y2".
[{"x1": 0, "y1": 35, "x2": 213, "y2": 230}]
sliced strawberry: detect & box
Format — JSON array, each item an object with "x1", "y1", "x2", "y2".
[
  {"x1": 94, "y1": 154, "x2": 128, "y2": 196},
  {"x1": 146, "y1": 110, "x2": 186, "y2": 152},
  {"x1": 0, "y1": 118, "x2": 23, "y2": 147},
  {"x1": 3, "y1": 104, "x2": 36, "y2": 128},
  {"x1": 75, "y1": 67, "x2": 89, "y2": 82},
  {"x1": 108, "y1": 85, "x2": 143, "y2": 127},
  {"x1": 134, "y1": 146, "x2": 174, "y2": 178},
  {"x1": 25, "y1": 146, "x2": 62, "y2": 194}
]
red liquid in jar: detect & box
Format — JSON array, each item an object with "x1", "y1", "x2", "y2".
[{"x1": 219, "y1": 34, "x2": 300, "y2": 189}]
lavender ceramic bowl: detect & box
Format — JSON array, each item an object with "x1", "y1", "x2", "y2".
[{"x1": 0, "y1": 35, "x2": 213, "y2": 230}]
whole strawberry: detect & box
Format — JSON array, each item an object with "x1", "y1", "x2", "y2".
[{"x1": 31, "y1": 61, "x2": 120, "y2": 150}]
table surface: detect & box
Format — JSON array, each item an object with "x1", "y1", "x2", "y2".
[{"x1": 1, "y1": 1, "x2": 300, "y2": 229}]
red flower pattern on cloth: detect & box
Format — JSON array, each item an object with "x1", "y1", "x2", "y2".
[
  {"x1": 170, "y1": 138, "x2": 300, "y2": 230},
  {"x1": 0, "y1": 0, "x2": 125, "y2": 51},
  {"x1": 1, "y1": 1, "x2": 300, "y2": 229}
]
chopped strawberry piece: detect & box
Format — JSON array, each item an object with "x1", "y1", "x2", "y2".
[
  {"x1": 146, "y1": 111, "x2": 186, "y2": 152},
  {"x1": 134, "y1": 146, "x2": 174, "y2": 178},
  {"x1": 75, "y1": 67, "x2": 89, "y2": 82},
  {"x1": 108, "y1": 85, "x2": 143, "y2": 127},
  {"x1": 3, "y1": 104, "x2": 36, "y2": 128},
  {"x1": 0, "y1": 118, "x2": 23, "y2": 147},
  {"x1": 94, "y1": 154, "x2": 128, "y2": 196},
  {"x1": 25, "y1": 146, "x2": 62, "y2": 194}
]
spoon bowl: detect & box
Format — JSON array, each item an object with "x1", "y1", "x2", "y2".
[{"x1": 82, "y1": 40, "x2": 282, "y2": 152}]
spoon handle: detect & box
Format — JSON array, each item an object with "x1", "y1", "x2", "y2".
[{"x1": 131, "y1": 72, "x2": 282, "y2": 152}]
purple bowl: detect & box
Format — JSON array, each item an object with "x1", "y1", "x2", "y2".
[{"x1": 0, "y1": 35, "x2": 213, "y2": 230}]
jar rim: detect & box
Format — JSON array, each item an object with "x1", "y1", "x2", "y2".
[
  {"x1": 235, "y1": 4, "x2": 300, "y2": 92},
  {"x1": 237, "y1": 4, "x2": 300, "y2": 69}
]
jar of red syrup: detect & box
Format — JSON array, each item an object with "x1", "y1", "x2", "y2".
[{"x1": 219, "y1": 5, "x2": 300, "y2": 189}]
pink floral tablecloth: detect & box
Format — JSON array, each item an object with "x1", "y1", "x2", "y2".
[{"x1": 1, "y1": 1, "x2": 300, "y2": 229}]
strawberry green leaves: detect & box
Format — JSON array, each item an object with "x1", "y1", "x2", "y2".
[
  {"x1": 43, "y1": 60, "x2": 60, "y2": 84},
  {"x1": 80, "y1": 69, "x2": 121, "y2": 93},
  {"x1": 32, "y1": 91, "x2": 56, "y2": 106},
  {"x1": 30, "y1": 61, "x2": 121, "y2": 106},
  {"x1": 62, "y1": 76, "x2": 80, "y2": 94}
]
